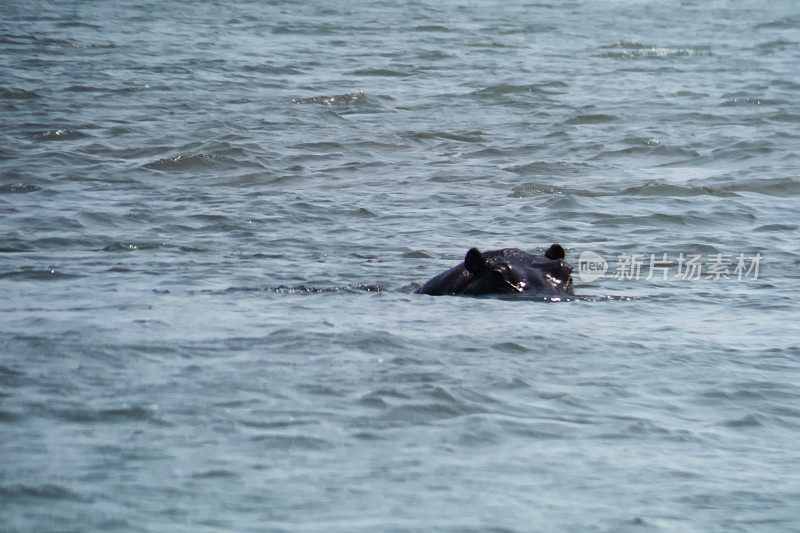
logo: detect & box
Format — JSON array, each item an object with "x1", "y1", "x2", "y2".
[
  {"x1": 574, "y1": 251, "x2": 760, "y2": 282},
  {"x1": 578, "y1": 250, "x2": 608, "y2": 282}
]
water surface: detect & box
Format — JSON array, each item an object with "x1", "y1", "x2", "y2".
[{"x1": 2, "y1": 0, "x2": 800, "y2": 531}]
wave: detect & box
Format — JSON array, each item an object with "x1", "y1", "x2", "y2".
[
  {"x1": 0, "y1": 484, "x2": 88, "y2": 502},
  {"x1": 0, "y1": 268, "x2": 82, "y2": 280},
  {"x1": 291, "y1": 91, "x2": 367, "y2": 106},
  {"x1": 619, "y1": 183, "x2": 737, "y2": 197},
  {"x1": 48, "y1": 405, "x2": 161, "y2": 424},
  {"x1": 405, "y1": 130, "x2": 485, "y2": 143},
  {"x1": 142, "y1": 154, "x2": 217, "y2": 170},
  {"x1": 754, "y1": 16, "x2": 800, "y2": 29},
  {"x1": 0, "y1": 87, "x2": 41, "y2": 100},
  {"x1": 248, "y1": 434, "x2": 331, "y2": 450},
  {"x1": 597, "y1": 41, "x2": 711, "y2": 59},
  {"x1": 721, "y1": 176, "x2": 800, "y2": 196},
  {"x1": 202, "y1": 285, "x2": 385, "y2": 295},
  {"x1": 503, "y1": 161, "x2": 589, "y2": 176},
  {"x1": 350, "y1": 68, "x2": 410, "y2": 77},
  {"x1": 0, "y1": 183, "x2": 41, "y2": 194},
  {"x1": 28, "y1": 36, "x2": 116, "y2": 49},
  {"x1": 590, "y1": 145, "x2": 700, "y2": 160},
  {"x1": 102, "y1": 242, "x2": 164, "y2": 252},
  {"x1": 31, "y1": 128, "x2": 90, "y2": 141},
  {"x1": 719, "y1": 98, "x2": 788, "y2": 107},
  {"x1": 141, "y1": 147, "x2": 266, "y2": 172},
  {"x1": 563, "y1": 113, "x2": 617, "y2": 125},
  {"x1": 242, "y1": 63, "x2": 302, "y2": 75},
  {"x1": 472, "y1": 82, "x2": 566, "y2": 96},
  {"x1": 509, "y1": 180, "x2": 750, "y2": 198}
]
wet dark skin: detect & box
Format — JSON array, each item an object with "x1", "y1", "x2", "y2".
[{"x1": 415, "y1": 244, "x2": 574, "y2": 296}]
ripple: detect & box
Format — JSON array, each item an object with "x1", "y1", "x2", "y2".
[
  {"x1": 722, "y1": 177, "x2": 800, "y2": 196},
  {"x1": 289, "y1": 141, "x2": 343, "y2": 151},
  {"x1": 0, "y1": 365, "x2": 24, "y2": 377},
  {"x1": 0, "y1": 268, "x2": 81, "y2": 280},
  {"x1": 0, "y1": 87, "x2": 41, "y2": 100},
  {"x1": 767, "y1": 111, "x2": 800, "y2": 123},
  {"x1": 32, "y1": 128, "x2": 91, "y2": 141},
  {"x1": 271, "y1": 22, "x2": 367, "y2": 35},
  {"x1": 724, "y1": 414, "x2": 763, "y2": 428},
  {"x1": 0, "y1": 242, "x2": 34, "y2": 253},
  {"x1": 754, "y1": 16, "x2": 800, "y2": 29},
  {"x1": 262, "y1": 284, "x2": 384, "y2": 294},
  {"x1": 563, "y1": 113, "x2": 617, "y2": 125},
  {"x1": 411, "y1": 24, "x2": 456, "y2": 32},
  {"x1": 472, "y1": 83, "x2": 564, "y2": 96},
  {"x1": 754, "y1": 223, "x2": 798, "y2": 232},
  {"x1": 242, "y1": 63, "x2": 302, "y2": 75},
  {"x1": 192, "y1": 470, "x2": 239, "y2": 479},
  {"x1": 490, "y1": 341, "x2": 530, "y2": 354},
  {"x1": 591, "y1": 145, "x2": 700, "y2": 160},
  {"x1": 292, "y1": 91, "x2": 366, "y2": 106},
  {"x1": 48, "y1": 405, "x2": 160, "y2": 423},
  {"x1": 711, "y1": 141, "x2": 773, "y2": 161},
  {"x1": 719, "y1": 97, "x2": 787, "y2": 107},
  {"x1": 141, "y1": 153, "x2": 242, "y2": 172},
  {"x1": 503, "y1": 161, "x2": 588, "y2": 176},
  {"x1": 619, "y1": 182, "x2": 738, "y2": 197},
  {"x1": 379, "y1": 402, "x2": 475, "y2": 427},
  {"x1": 102, "y1": 242, "x2": 163, "y2": 252},
  {"x1": 405, "y1": 130, "x2": 485, "y2": 143},
  {"x1": 64, "y1": 84, "x2": 105, "y2": 93},
  {"x1": 249, "y1": 434, "x2": 331, "y2": 450},
  {"x1": 597, "y1": 41, "x2": 711, "y2": 59},
  {"x1": 401, "y1": 250, "x2": 433, "y2": 259},
  {"x1": 0, "y1": 484, "x2": 88, "y2": 502},
  {"x1": 0, "y1": 183, "x2": 41, "y2": 194},
  {"x1": 34, "y1": 36, "x2": 116, "y2": 48},
  {"x1": 350, "y1": 68, "x2": 410, "y2": 77}
]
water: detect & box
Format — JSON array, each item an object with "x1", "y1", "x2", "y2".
[{"x1": 2, "y1": 0, "x2": 799, "y2": 531}]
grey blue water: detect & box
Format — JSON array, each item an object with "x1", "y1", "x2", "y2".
[{"x1": 2, "y1": 0, "x2": 799, "y2": 531}]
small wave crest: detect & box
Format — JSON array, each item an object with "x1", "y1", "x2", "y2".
[
  {"x1": 564, "y1": 113, "x2": 617, "y2": 125},
  {"x1": 142, "y1": 154, "x2": 217, "y2": 171},
  {"x1": 503, "y1": 161, "x2": 588, "y2": 176},
  {"x1": 405, "y1": 130, "x2": 485, "y2": 143},
  {"x1": 102, "y1": 242, "x2": 164, "y2": 252},
  {"x1": 141, "y1": 149, "x2": 265, "y2": 173},
  {"x1": 0, "y1": 183, "x2": 41, "y2": 194},
  {"x1": 0, "y1": 268, "x2": 81, "y2": 280},
  {"x1": 0, "y1": 484, "x2": 88, "y2": 503},
  {"x1": 472, "y1": 82, "x2": 566, "y2": 96},
  {"x1": 47, "y1": 405, "x2": 161, "y2": 424},
  {"x1": 0, "y1": 87, "x2": 41, "y2": 100},
  {"x1": 31, "y1": 128, "x2": 90, "y2": 141},
  {"x1": 292, "y1": 91, "x2": 367, "y2": 106},
  {"x1": 350, "y1": 68, "x2": 410, "y2": 77},
  {"x1": 243, "y1": 63, "x2": 302, "y2": 75},
  {"x1": 597, "y1": 41, "x2": 711, "y2": 59}
]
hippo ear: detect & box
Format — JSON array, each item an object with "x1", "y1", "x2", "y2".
[
  {"x1": 465, "y1": 248, "x2": 488, "y2": 275},
  {"x1": 545, "y1": 243, "x2": 565, "y2": 260}
]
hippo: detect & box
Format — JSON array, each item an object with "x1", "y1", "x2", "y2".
[{"x1": 415, "y1": 244, "x2": 574, "y2": 296}]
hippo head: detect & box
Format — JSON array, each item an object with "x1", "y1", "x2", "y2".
[{"x1": 461, "y1": 244, "x2": 574, "y2": 295}]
